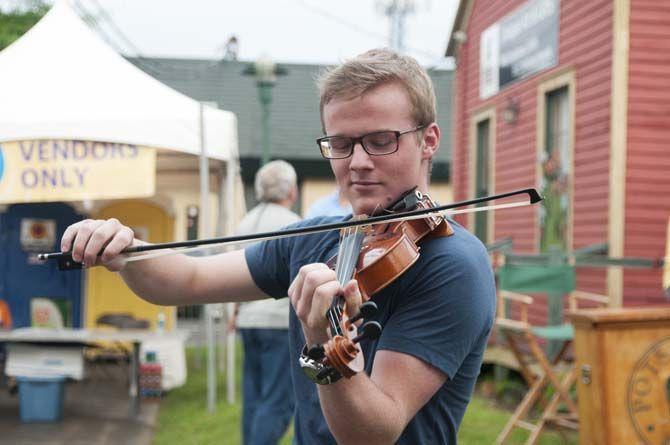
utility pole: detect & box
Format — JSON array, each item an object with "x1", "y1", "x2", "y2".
[{"x1": 378, "y1": 0, "x2": 416, "y2": 52}]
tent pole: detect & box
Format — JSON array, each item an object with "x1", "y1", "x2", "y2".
[
  {"x1": 225, "y1": 147, "x2": 237, "y2": 404},
  {"x1": 200, "y1": 102, "x2": 217, "y2": 413},
  {"x1": 216, "y1": 166, "x2": 227, "y2": 377}
]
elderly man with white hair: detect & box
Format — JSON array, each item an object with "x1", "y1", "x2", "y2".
[{"x1": 231, "y1": 160, "x2": 300, "y2": 445}]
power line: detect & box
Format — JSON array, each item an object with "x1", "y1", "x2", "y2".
[
  {"x1": 297, "y1": 0, "x2": 441, "y2": 62},
  {"x1": 77, "y1": 0, "x2": 228, "y2": 81}
]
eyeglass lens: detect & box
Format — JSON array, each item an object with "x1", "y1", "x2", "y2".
[{"x1": 321, "y1": 131, "x2": 398, "y2": 159}]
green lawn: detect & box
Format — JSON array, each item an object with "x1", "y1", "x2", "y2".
[{"x1": 153, "y1": 348, "x2": 576, "y2": 445}]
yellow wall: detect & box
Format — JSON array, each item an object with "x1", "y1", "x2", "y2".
[{"x1": 85, "y1": 200, "x2": 176, "y2": 330}]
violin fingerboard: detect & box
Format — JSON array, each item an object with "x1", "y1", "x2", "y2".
[{"x1": 336, "y1": 229, "x2": 365, "y2": 284}]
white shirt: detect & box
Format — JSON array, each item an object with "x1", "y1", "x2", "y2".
[{"x1": 235, "y1": 202, "x2": 301, "y2": 329}]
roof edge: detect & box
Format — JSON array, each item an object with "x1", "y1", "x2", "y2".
[{"x1": 445, "y1": 0, "x2": 474, "y2": 57}]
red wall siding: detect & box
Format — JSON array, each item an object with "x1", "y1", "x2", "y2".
[
  {"x1": 452, "y1": 0, "x2": 613, "y2": 323},
  {"x1": 624, "y1": 0, "x2": 670, "y2": 305}
]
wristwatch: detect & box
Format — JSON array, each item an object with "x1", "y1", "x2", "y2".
[{"x1": 299, "y1": 345, "x2": 341, "y2": 385}]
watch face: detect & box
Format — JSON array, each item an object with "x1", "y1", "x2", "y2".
[{"x1": 302, "y1": 365, "x2": 321, "y2": 381}]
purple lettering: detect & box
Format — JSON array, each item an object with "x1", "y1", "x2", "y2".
[
  {"x1": 18, "y1": 141, "x2": 35, "y2": 161},
  {"x1": 92, "y1": 142, "x2": 108, "y2": 160},
  {"x1": 52, "y1": 140, "x2": 69, "y2": 161},
  {"x1": 72, "y1": 140, "x2": 88, "y2": 160},
  {"x1": 126, "y1": 144, "x2": 139, "y2": 157},
  {"x1": 41, "y1": 169, "x2": 58, "y2": 188},
  {"x1": 21, "y1": 169, "x2": 38, "y2": 188},
  {"x1": 73, "y1": 167, "x2": 87, "y2": 186},
  {"x1": 109, "y1": 144, "x2": 123, "y2": 159},
  {"x1": 59, "y1": 169, "x2": 72, "y2": 188},
  {"x1": 38, "y1": 140, "x2": 49, "y2": 162}
]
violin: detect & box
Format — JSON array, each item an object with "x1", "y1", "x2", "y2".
[{"x1": 305, "y1": 189, "x2": 455, "y2": 383}]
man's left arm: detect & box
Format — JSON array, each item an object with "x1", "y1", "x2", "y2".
[
  {"x1": 317, "y1": 349, "x2": 446, "y2": 444},
  {"x1": 290, "y1": 265, "x2": 443, "y2": 443},
  {"x1": 289, "y1": 238, "x2": 495, "y2": 444}
]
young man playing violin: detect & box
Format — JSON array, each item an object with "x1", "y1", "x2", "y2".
[{"x1": 61, "y1": 48, "x2": 496, "y2": 444}]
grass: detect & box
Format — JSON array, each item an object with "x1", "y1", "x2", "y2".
[
  {"x1": 153, "y1": 347, "x2": 576, "y2": 445},
  {"x1": 459, "y1": 397, "x2": 576, "y2": 444},
  {"x1": 153, "y1": 347, "x2": 292, "y2": 445}
]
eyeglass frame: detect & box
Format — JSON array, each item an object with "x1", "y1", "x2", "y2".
[{"x1": 316, "y1": 125, "x2": 426, "y2": 160}]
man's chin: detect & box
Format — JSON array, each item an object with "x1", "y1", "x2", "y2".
[{"x1": 350, "y1": 196, "x2": 386, "y2": 216}]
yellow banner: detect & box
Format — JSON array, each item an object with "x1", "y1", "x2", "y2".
[{"x1": 0, "y1": 140, "x2": 156, "y2": 203}]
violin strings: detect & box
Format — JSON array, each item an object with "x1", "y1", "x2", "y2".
[
  {"x1": 345, "y1": 226, "x2": 354, "y2": 279},
  {"x1": 331, "y1": 225, "x2": 351, "y2": 336},
  {"x1": 330, "y1": 223, "x2": 364, "y2": 335},
  {"x1": 336, "y1": 228, "x2": 345, "y2": 284}
]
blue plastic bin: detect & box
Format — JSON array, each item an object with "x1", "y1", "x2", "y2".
[{"x1": 17, "y1": 376, "x2": 65, "y2": 422}]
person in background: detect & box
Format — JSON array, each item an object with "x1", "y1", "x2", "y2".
[
  {"x1": 304, "y1": 188, "x2": 351, "y2": 218},
  {"x1": 230, "y1": 160, "x2": 300, "y2": 445}
]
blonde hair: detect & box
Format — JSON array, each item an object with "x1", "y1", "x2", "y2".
[
  {"x1": 316, "y1": 48, "x2": 436, "y2": 133},
  {"x1": 254, "y1": 160, "x2": 297, "y2": 203}
]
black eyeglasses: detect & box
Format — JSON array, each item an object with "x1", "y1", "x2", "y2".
[{"x1": 316, "y1": 125, "x2": 426, "y2": 159}]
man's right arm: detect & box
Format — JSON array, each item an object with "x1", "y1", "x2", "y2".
[
  {"x1": 120, "y1": 248, "x2": 262, "y2": 306},
  {"x1": 62, "y1": 218, "x2": 266, "y2": 306}
]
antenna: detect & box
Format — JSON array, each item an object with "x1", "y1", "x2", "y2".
[{"x1": 377, "y1": 0, "x2": 416, "y2": 52}]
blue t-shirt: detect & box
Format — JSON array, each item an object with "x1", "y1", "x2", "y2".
[{"x1": 244, "y1": 216, "x2": 496, "y2": 444}]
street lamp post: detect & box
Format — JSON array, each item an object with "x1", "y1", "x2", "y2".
[{"x1": 243, "y1": 55, "x2": 287, "y2": 166}]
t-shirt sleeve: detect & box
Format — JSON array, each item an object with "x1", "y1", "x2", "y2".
[
  {"x1": 376, "y1": 238, "x2": 496, "y2": 380},
  {"x1": 244, "y1": 233, "x2": 295, "y2": 300},
  {"x1": 244, "y1": 216, "x2": 343, "y2": 300}
]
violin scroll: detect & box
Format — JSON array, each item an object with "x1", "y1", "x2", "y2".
[{"x1": 320, "y1": 320, "x2": 383, "y2": 380}]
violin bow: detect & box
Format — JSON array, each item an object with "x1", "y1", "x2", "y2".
[{"x1": 39, "y1": 188, "x2": 542, "y2": 270}]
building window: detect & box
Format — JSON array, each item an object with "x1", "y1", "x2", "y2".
[
  {"x1": 540, "y1": 86, "x2": 570, "y2": 252},
  {"x1": 475, "y1": 118, "x2": 491, "y2": 243}
]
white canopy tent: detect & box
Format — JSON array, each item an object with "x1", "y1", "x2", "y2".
[
  {"x1": 0, "y1": 0, "x2": 238, "y2": 160},
  {"x1": 0, "y1": 0, "x2": 240, "y2": 410}
]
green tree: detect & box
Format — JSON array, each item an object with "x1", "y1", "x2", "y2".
[{"x1": 0, "y1": 0, "x2": 48, "y2": 51}]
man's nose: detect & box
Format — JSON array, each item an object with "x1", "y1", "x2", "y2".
[{"x1": 349, "y1": 141, "x2": 374, "y2": 169}]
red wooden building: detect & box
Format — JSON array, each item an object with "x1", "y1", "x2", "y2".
[{"x1": 446, "y1": 0, "x2": 669, "y2": 308}]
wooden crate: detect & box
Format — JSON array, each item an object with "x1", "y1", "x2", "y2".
[{"x1": 569, "y1": 307, "x2": 670, "y2": 445}]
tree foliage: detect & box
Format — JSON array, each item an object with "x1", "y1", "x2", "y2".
[{"x1": 0, "y1": 1, "x2": 48, "y2": 51}]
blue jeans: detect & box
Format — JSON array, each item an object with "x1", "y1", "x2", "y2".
[{"x1": 240, "y1": 328, "x2": 294, "y2": 445}]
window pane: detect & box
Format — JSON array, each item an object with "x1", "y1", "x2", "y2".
[
  {"x1": 540, "y1": 87, "x2": 570, "y2": 253},
  {"x1": 475, "y1": 119, "x2": 490, "y2": 243}
]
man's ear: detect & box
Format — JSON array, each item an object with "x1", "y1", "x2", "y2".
[
  {"x1": 290, "y1": 184, "x2": 299, "y2": 206},
  {"x1": 421, "y1": 123, "x2": 440, "y2": 160}
]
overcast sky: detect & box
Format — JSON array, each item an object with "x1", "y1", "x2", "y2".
[{"x1": 5, "y1": 0, "x2": 458, "y2": 67}]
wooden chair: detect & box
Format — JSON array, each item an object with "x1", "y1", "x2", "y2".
[{"x1": 495, "y1": 290, "x2": 610, "y2": 445}]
